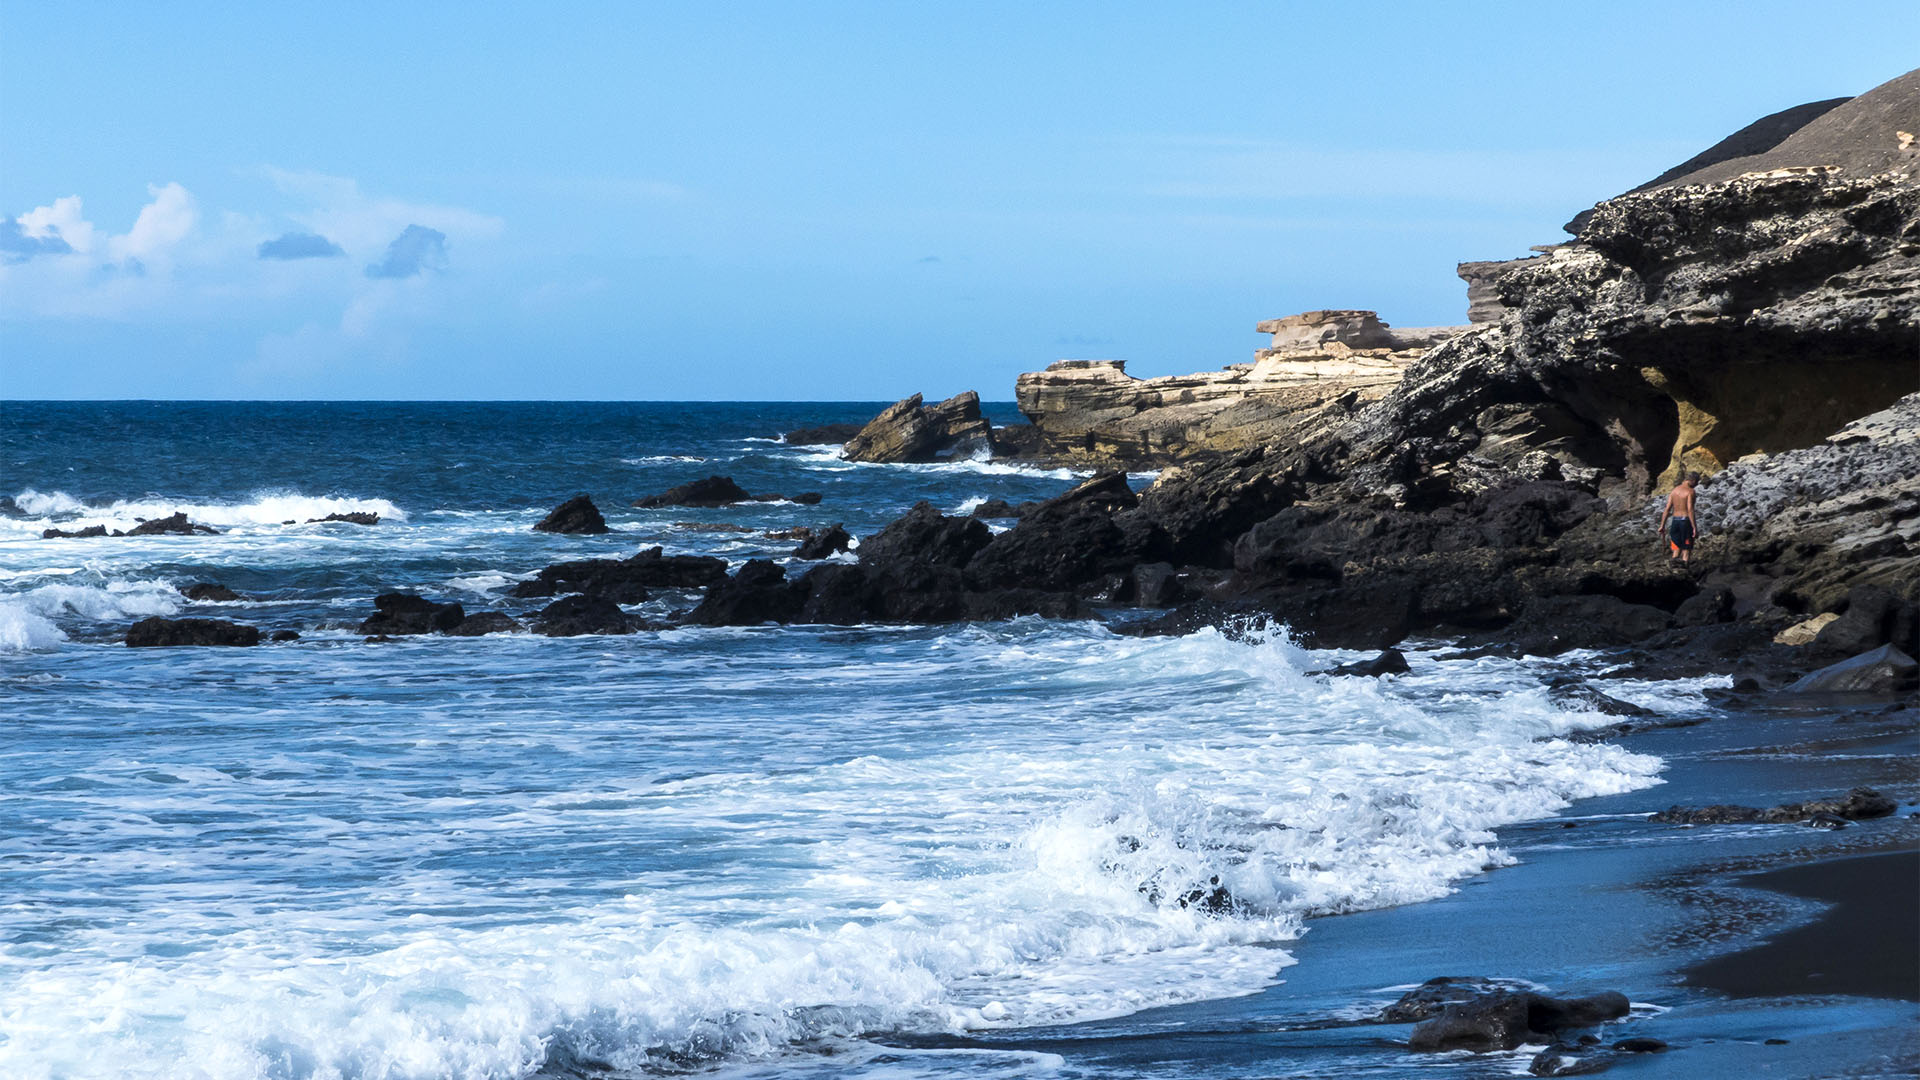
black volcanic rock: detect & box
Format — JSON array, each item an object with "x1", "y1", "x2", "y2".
[
  {"x1": 793, "y1": 524, "x2": 852, "y2": 560},
  {"x1": 532, "y1": 596, "x2": 634, "y2": 637},
  {"x1": 357, "y1": 593, "x2": 466, "y2": 636},
  {"x1": 857, "y1": 502, "x2": 991, "y2": 570},
  {"x1": 634, "y1": 476, "x2": 753, "y2": 508},
  {"x1": 181, "y1": 582, "x2": 244, "y2": 602},
  {"x1": 512, "y1": 546, "x2": 729, "y2": 603},
  {"x1": 1314, "y1": 649, "x2": 1411, "y2": 677},
  {"x1": 1648, "y1": 786, "x2": 1897, "y2": 826},
  {"x1": 686, "y1": 560, "x2": 809, "y2": 626},
  {"x1": 126, "y1": 617, "x2": 260, "y2": 647},
  {"x1": 42, "y1": 525, "x2": 109, "y2": 538},
  {"x1": 1407, "y1": 989, "x2": 1629, "y2": 1052},
  {"x1": 632, "y1": 476, "x2": 819, "y2": 508},
  {"x1": 307, "y1": 512, "x2": 379, "y2": 525},
  {"x1": 446, "y1": 611, "x2": 523, "y2": 636},
  {"x1": 127, "y1": 512, "x2": 218, "y2": 536},
  {"x1": 533, "y1": 495, "x2": 610, "y2": 534}
]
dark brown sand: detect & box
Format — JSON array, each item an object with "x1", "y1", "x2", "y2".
[{"x1": 1685, "y1": 849, "x2": 1920, "y2": 1001}]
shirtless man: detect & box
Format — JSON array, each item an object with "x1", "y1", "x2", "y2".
[{"x1": 1658, "y1": 472, "x2": 1701, "y2": 564}]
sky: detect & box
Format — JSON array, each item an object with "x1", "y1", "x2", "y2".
[{"x1": 2, "y1": 2, "x2": 1915, "y2": 401}]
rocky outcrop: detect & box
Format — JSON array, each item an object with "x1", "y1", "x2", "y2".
[
  {"x1": 181, "y1": 582, "x2": 244, "y2": 602},
  {"x1": 126, "y1": 617, "x2": 261, "y2": 647},
  {"x1": 42, "y1": 524, "x2": 110, "y2": 538},
  {"x1": 840, "y1": 392, "x2": 993, "y2": 463},
  {"x1": 1648, "y1": 786, "x2": 1898, "y2": 825},
  {"x1": 307, "y1": 512, "x2": 378, "y2": 525},
  {"x1": 533, "y1": 495, "x2": 610, "y2": 534},
  {"x1": 128, "y1": 512, "x2": 219, "y2": 536},
  {"x1": 1340, "y1": 168, "x2": 1920, "y2": 505},
  {"x1": 511, "y1": 546, "x2": 729, "y2": 603},
  {"x1": 632, "y1": 476, "x2": 821, "y2": 508},
  {"x1": 1404, "y1": 987, "x2": 1630, "y2": 1052},
  {"x1": 793, "y1": 524, "x2": 852, "y2": 560},
  {"x1": 445, "y1": 611, "x2": 522, "y2": 636},
  {"x1": 532, "y1": 596, "x2": 636, "y2": 637},
  {"x1": 357, "y1": 593, "x2": 466, "y2": 636},
  {"x1": 1011, "y1": 311, "x2": 1451, "y2": 467}
]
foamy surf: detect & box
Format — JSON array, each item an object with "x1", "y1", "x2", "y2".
[
  {"x1": 0, "y1": 621, "x2": 1663, "y2": 1078},
  {"x1": 3, "y1": 489, "x2": 407, "y2": 536}
]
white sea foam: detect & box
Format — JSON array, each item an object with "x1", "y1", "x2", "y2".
[
  {"x1": 0, "y1": 580, "x2": 186, "y2": 651},
  {"x1": 0, "y1": 623, "x2": 1665, "y2": 1077},
  {"x1": 0, "y1": 604, "x2": 66, "y2": 651},
  {"x1": 3, "y1": 489, "x2": 407, "y2": 534},
  {"x1": 790, "y1": 445, "x2": 1086, "y2": 481}
]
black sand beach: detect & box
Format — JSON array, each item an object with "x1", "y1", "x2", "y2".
[{"x1": 887, "y1": 688, "x2": 1920, "y2": 1079}]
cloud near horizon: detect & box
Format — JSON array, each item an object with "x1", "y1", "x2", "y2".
[
  {"x1": 364, "y1": 225, "x2": 448, "y2": 279},
  {"x1": 258, "y1": 231, "x2": 345, "y2": 260}
]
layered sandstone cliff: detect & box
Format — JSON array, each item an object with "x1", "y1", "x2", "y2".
[{"x1": 1011, "y1": 311, "x2": 1461, "y2": 465}]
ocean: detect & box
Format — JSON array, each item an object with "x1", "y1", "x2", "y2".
[{"x1": 0, "y1": 402, "x2": 1693, "y2": 1079}]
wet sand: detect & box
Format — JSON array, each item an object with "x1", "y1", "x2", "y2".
[
  {"x1": 906, "y1": 690, "x2": 1920, "y2": 1078},
  {"x1": 1685, "y1": 850, "x2": 1920, "y2": 1002}
]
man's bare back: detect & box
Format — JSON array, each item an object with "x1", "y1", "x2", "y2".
[{"x1": 1658, "y1": 473, "x2": 1701, "y2": 564}]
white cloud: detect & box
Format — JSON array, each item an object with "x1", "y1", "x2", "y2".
[
  {"x1": 17, "y1": 195, "x2": 96, "y2": 253},
  {"x1": 1, "y1": 173, "x2": 500, "y2": 331},
  {"x1": 106, "y1": 183, "x2": 197, "y2": 265},
  {"x1": 261, "y1": 167, "x2": 503, "y2": 254}
]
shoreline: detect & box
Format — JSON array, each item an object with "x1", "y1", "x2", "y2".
[{"x1": 878, "y1": 687, "x2": 1919, "y2": 1079}]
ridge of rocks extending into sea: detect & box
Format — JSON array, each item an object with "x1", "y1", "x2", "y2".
[{"x1": 126, "y1": 69, "x2": 1919, "y2": 702}]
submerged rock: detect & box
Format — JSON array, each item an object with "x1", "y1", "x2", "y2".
[
  {"x1": 1315, "y1": 649, "x2": 1411, "y2": 678},
  {"x1": 126, "y1": 617, "x2": 260, "y2": 647},
  {"x1": 1545, "y1": 679, "x2": 1654, "y2": 717},
  {"x1": 306, "y1": 512, "x2": 379, "y2": 525},
  {"x1": 181, "y1": 582, "x2": 244, "y2": 602},
  {"x1": 533, "y1": 495, "x2": 610, "y2": 534}
]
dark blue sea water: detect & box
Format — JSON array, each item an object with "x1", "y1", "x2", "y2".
[{"x1": 0, "y1": 403, "x2": 1691, "y2": 1079}]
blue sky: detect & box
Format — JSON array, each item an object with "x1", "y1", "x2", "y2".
[{"x1": 2, "y1": 2, "x2": 1914, "y2": 400}]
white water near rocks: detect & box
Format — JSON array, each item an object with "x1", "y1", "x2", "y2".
[{"x1": 0, "y1": 404, "x2": 1678, "y2": 1079}]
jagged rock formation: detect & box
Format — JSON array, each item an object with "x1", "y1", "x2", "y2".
[
  {"x1": 840, "y1": 392, "x2": 993, "y2": 463},
  {"x1": 1342, "y1": 168, "x2": 1920, "y2": 504},
  {"x1": 533, "y1": 494, "x2": 610, "y2": 534},
  {"x1": 1011, "y1": 311, "x2": 1460, "y2": 466}
]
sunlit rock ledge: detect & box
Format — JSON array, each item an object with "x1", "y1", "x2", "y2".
[{"x1": 1011, "y1": 310, "x2": 1467, "y2": 466}]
